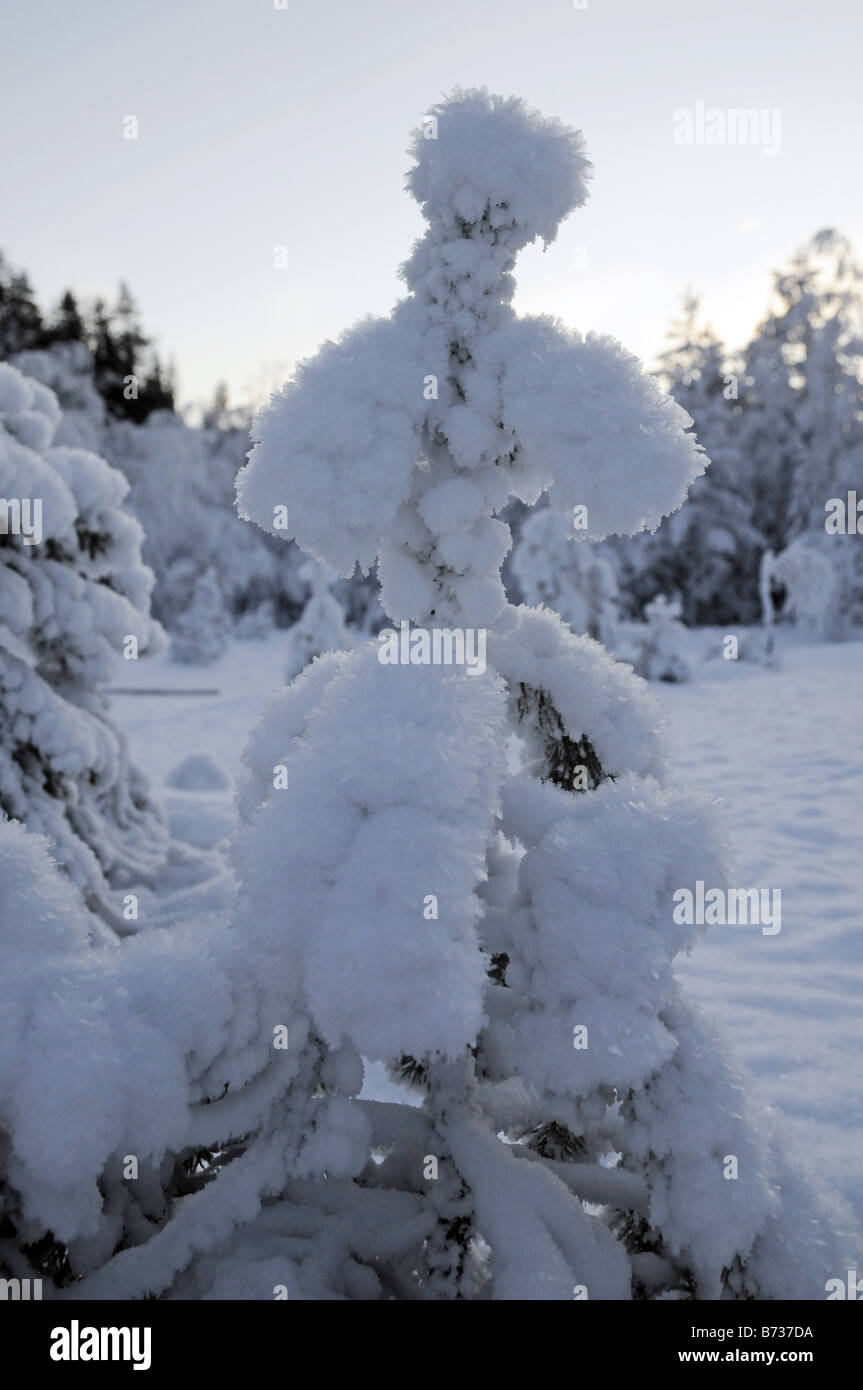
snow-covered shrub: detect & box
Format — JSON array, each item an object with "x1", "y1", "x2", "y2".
[
  {"x1": 624, "y1": 594, "x2": 692, "y2": 683},
  {"x1": 770, "y1": 532, "x2": 861, "y2": 639},
  {"x1": 234, "y1": 599, "x2": 276, "y2": 640},
  {"x1": 11, "y1": 342, "x2": 106, "y2": 452},
  {"x1": 104, "y1": 411, "x2": 286, "y2": 635},
  {"x1": 511, "y1": 506, "x2": 619, "y2": 645},
  {"x1": 0, "y1": 813, "x2": 299, "y2": 1291},
  {"x1": 167, "y1": 753, "x2": 230, "y2": 792},
  {"x1": 11, "y1": 345, "x2": 289, "y2": 635},
  {"x1": 283, "y1": 558, "x2": 356, "y2": 682},
  {"x1": 0, "y1": 362, "x2": 168, "y2": 933},
  {"x1": 224, "y1": 89, "x2": 842, "y2": 1299},
  {"x1": 170, "y1": 567, "x2": 230, "y2": 665}
]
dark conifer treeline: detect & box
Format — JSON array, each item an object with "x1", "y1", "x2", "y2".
[{"x1": 0, "y1": 252, "x2": 174, "y2": 421}]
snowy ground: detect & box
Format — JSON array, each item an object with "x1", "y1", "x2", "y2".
[
  {"x1": 661, "y1": 634, "x2": 863, "y2": 1237},
  {"x1": 114, "y1": 629, "x2": 863, "y2": 1231}
]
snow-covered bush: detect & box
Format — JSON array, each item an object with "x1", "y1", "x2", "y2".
[
  {"x1": 224, "y1": 89, "x2": 841, "y2": 1299},
  {"x1": 11, "y1": 345, "x2": 290, "y2": 637},
  {"x1": 11, "y1": 342, "x2": 105, "y2": 453},
  {"x1": 170, "y1": 567, "x2": 230, "y2": 665},
  {"x1": 0, "y1": 812, "x2": 298, "y2": 1291},
  {"x1": 511, "y1": 506, "x2": 619, "y2": 646},
  {"x1": 770, "y1": 534, "x2": 843, "y2": 638},
  {"x1": 167, "y1": 753, "x2": 230, "y2": 792},
  {"x1": 283, "y1": 557, "x2": 356, "y2": 682},
  {"x1": 0, "y1": 362, "x2": 168, "y2": 933},
  {"x1": 623, "y1": 594, "x2": 692, "y2": 683},
  {"x1": 104, "y1": 411, "x2": 286, "y2": 636}
]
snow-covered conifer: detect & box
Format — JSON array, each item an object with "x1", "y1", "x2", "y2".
[
  {"x1": 283, "y1": 557, "x2": 356, "y2": 682},
  {"x1": 511, "y1": 506, "x2": 619, "y2": 646},
  {"x1": 170, "y1": 566, "x2": 230, "y2": 665},
  {"x1": 224, "y1": 90, "x2": 843, "y2": 1298},
  {"x1": 625, "y1": 296, "x2": 764, "y2": 625},
  {"x1": 0, "y1": 362, "x2": 167, "y2": 932},
  {"x1": 739, "y1": 231, "x2": 863, "y2": 631},
  {"x1": 627, "y1": 593, "x2": 692, "y2": 683},
  {"x1": 770, "y1": 534, "x2": 842, "y2": 639},
  {"x1": 15, "y1": 92, "x2": 846, "y2": 1305}
]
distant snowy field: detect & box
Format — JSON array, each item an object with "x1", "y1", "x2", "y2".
[
  {"x1": 662, "y1": 634, "x2": 863, "y2": 1238},
  {"x1": 114, "y1": 629, "x2": 863, "y2": 1232}
]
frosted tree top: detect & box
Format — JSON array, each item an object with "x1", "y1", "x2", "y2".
[{"x1": 239, "y1": 88, "x2": 706, "y2": 626}]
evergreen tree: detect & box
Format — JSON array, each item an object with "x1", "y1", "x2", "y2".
[
  {"x1": 170, "y1": 567, "x2": 230, "y2": 665},
  {"x1": 89, "y1": 296, "x2": 122, "y2": 408},
  {"x1": 740, "y1": 230, "x2": 863, "y2": 632},
  {"x1": 283, "y1": 557, "x2": 356, "y2": 681},
  {"x1": 203, "y1": 381, "x2": 231, "y2": 431},
  {"x1": 0, "y1": 258, "x2": 44, "y2": 357},
  {"x1": 629, "y1": 593, "x2": 691, "y2": 683},
  {"x1": 0, "y1": 361, "x2": 168, "y2": 933},
  {"x1": 219, "y1": 90, "x2": 840, "y2": 1299},
  {"x1": 89, "y1": 285, "x2": 173, "y2": 422},
  {"x1": 111, "y1": 281, "x2": 149, "y2": 416},
  {"x1": 736, "y1": 312, "x2": 802, "y2": 556},
  {"x1": 511, "y1": 505, "x2": 619, "y2": 646},
  {"x1": 46, "y1": 289, "x2": 86, "y2": 345},
  {"x1": 627, "y1": 295, "x2": 764, "y2": 625},
  {"x1": 775, "y1": 230, "x2": 863, "y2": 530}
]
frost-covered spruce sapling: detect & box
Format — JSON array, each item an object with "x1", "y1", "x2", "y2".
[
  {"x1": 0, "y1": 363, "x2": 167, "y2": 934},
  {"x1": 511, "y1": 505, "x2": 619, "y2": 646},
  {"x1": 229, "y1": 89, "x2": 846, "y2": 1299},
  {"x1": 628, "y1": 593, "x2": 692, "y2": 684},
  {"x1": 770, "y1": 533, "x2": 841, "y2": 639},
  {"x1": 170, "y1": 566, "x2": 230, "y2": 665},
  {"x1": 283, "y1": 556, "x2": 356, "y2": 682}
]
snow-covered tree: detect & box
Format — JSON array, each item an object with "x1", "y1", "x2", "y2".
[
  {"x1": 511, "y1": 506, "x2": 619, "y2": 646},
  {"x1": 0, "y1": 812, "x2": 273, "y2": 1292},
  {"x1": 103, "y1": 410, "x2": 287, "y2": 634},
  {"x1": 734, "y1": 314, "x2": 802, "y2": 560},
  {"x1": 3, "y1": 92, "x2": 846, "y2": 1305},
  {"x1": 283, "y1": 557, "x2": 356, "y2": 682},
  {"x1": 623, "y1": 593, "x2": 692, "y2": 684},
  {"x1": 0, "y1": 362, "x2": 167, "y2": 933},
  {"x1": 770, "y1": 533, "x2": 843, "y2": 639},
  {"x1": 734, "y1": 232, "x2": 863, "y2": 633},
  {"x1": 220, "y1": 90, "x2": 843, "y2": 1299},
  {"x1": 769, "y1": 230, "x2": 863, "y2": 534},
  {"x1": 0, "y1": 254, "x2": 44, "y2": 356},
  {"x1": 10, "y1": 339, "x2": 378, "y2": 646},
  {"x1": 11, "y1": 342, "x2": 105, "y2": 453},
  {"x1": 171, "y1": 567, "x2": 230, "y2": 665},
  {"x1": 624, "y1": 296, "x2": 764, "y2": 625}
]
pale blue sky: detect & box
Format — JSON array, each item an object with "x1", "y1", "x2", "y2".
[{"x1": 3, "y1": 0, "x2": 861, "y2": 408}]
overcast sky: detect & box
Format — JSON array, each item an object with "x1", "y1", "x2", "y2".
[{"x1": 3, "y1": 0, "x2": 861, "y2": 408}]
